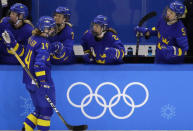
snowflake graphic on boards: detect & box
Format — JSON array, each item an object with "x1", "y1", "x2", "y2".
[
  {"x1": 161, "y1": 104, "x2": 176, "y2": 120},
  {"x1": 20, "y1": 96, "x2": 34, "y2": 116}
]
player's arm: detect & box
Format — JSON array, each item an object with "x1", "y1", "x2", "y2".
[
  {"x1": 167, "y1": 36, "x2": 189, "y2": 58},
  {"x1": 135, "y1": 26, "x2": 158, "y2": 38},
  {"x1": 61, "y1": 27, "x2": 74, "y2": 48},
  {"x1": 81, "y1": 30, "x2": 95, "y2": 63},
  {"x1": 148, "y1": 27, "x2": 158, "y2": 36},
  {"x1": 159, "y1": 29, "x2": 188, "y2": 63},
  {"x1": 134, "y1": 17, "x2": 161, "y2": 38},
  {"x1": 162, "y1": 26, "x2": 189, "y2": 59},
  {"x1": 111, "y1": 35, "x2": 125, "y2": 61},
  {"x1": 175, "y1": 27, "x2": 189, "y2": 53},
  {"x1": 81, "y1": 30, "x2": 91, "y2": 53}
]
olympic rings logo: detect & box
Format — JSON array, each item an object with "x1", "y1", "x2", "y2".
[{"x1": 67, "y1": 82, "x2": 149, "y2": 119}]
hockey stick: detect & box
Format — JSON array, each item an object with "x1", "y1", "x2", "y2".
[
  {"x1": 136, "y1": 11, "x2": 157, "y2": 56},
  {"x1": 45, "y1": 95, "x2": 88, "y2": 130},
  {"x1": 10, "y1": 48, "x2": 88, "y2": 131}
]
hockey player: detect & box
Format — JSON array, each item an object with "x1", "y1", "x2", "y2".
[
  {"x1": 49, "y1": 6, "x2": 75, "y2": 64},
  {"x1": 21, "y1": 16, "x2": 56, "y2": 130},
  {"x1": 135, "y1": 1, "x2": 188, "y2": 64},
  {"x1": 0, "y1": 3, "x2": 33, "y2": 64},
  {"x1": 81, "y1": 15, "x2": 125, "y2": 64},
  {"x1": 182, "y1": 0, "x2": 193, "y2": 56}
]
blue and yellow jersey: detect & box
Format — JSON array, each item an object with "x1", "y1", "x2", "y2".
[
  {"x1": 150, "y1": 17, "x2": 188, "y2": 63},
  {"x1": 81, "y1": 30, "x2": 125, "y2": 64},
  {"x1": 23, "y1": 35, "x2": 53, "y2": 85},
  {"x1": 0, "y1": 17, "x2": 34, "y2": 64},
  {"x1": 49, "y1": 23, "x2": 75, "y2": 64}
]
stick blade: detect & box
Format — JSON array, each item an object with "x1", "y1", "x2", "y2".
[{"x1": 67, "y1": 124, "x2": 88, "y2": 131}]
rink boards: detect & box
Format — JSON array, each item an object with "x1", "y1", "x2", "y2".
[{"x1": 0, "y1": 64, "x2": 193, "y2": 130}]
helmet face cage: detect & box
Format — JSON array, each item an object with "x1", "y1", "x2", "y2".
[
  {"x1": 169, "y1": 1, "x2": 185, "y2": 18},
  {"x1": 10, "y1": 3, "x2": 28, "y2": 19},
  {"x1": 54, "y1": 6, "x2": 71, "y2": 21}
]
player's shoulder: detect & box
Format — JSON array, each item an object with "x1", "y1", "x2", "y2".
[
  {"x1": 63, "y1": 23, "x2": 73, "y2": 33},
  {"x1": 65, "y1": 22, "x2": 73, "y2": 28},
  {"x1": 161, "y1": 19, "x2": 185, "y2": 38},
  {"x1": 176, "y1": 20, "x2": 185, "y2": 28},
  {"x1": 106, "y1": 29, "x2": 119, "y2": 38},
  {"x1": 28, "y1": 36, "x2": 40, "y2": 48},
  {"x1": 105, "y1": 28, "x2": 119, "y2": 39},
  {"x1": 107, "y1": 28, "x2": 118, "y2": 35},
  {"x1": 105, "y1": 28, "x2": 121, "y2": 42},
  {"x1": 106, "y1": 31, "x2": 116, "y2": 37},
  {"x1": 172, "y1": 20, "x2": 186, "y2": 33},
  {"x1": 83, "y1": 30, "x2": 92, "y2": 36},
  {"x1": 31, "y1": 35, "x2": 48, "y2": 44},
  {"x1": 82, "y1": 30, "x2": 92, "y2": 41},
  {"x1": 23, "y1": 20, "x2": 34, "y2": 29},
  {"x1": 20, "y1": 25, "x2": 33, "y2": 38},
  {"x1": 0, "y1": 17, "x2": 9, "y2": 24}
]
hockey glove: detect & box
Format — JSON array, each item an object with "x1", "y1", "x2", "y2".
[
  {"x1": 2, "y1": 30, "x2": 17, "y2": 48},
  {"x1": 161, "y1": 46, "x2": 183, "y2": 57},
  {"x1": 134, "y1": 26, "x2": 149, "y2": 37},
  {"x1": 104, "y1": 47, "x2": 118, "y2": 60}
]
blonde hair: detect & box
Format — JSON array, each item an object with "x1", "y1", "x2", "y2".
[
  {"x1": 24, "y1": 20, "x2": 34, "y2": 28},
  {"x1": 32, "y1": 28, "x2": 41, "y2": 36},
  {"x1": 57, "y1": 22, "x2": 73, "y2": 33},
  {"x1": 107, "y1": 28, "x2": 118, "y2": 35}
]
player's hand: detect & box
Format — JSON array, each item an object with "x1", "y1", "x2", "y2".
[
  {"x1": 2, "y1": 30, "x2": 17, "y2": 48},
  {"x1": 134, "y1": 26, "x2": 149, "y2": 37}
]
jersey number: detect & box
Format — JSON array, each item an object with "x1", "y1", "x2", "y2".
[
  {"x1": 41, "y1": 43, "x2": 48, "y2": 50},
  {"x1": 181, "y1": 28, "x2": 186, "y2": 36},
  {"x1": 25, "y1": 50, "x2": 32, "y2": 69},
  {"x1": 112, "y1": 35, "x2": 119, "y2": 40}
]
